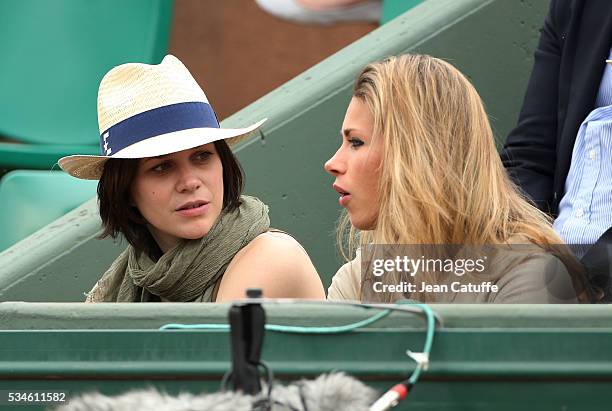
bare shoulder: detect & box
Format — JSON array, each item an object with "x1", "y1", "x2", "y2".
[
  {"x1": 245, "y1": 231, "x2": 308, "y2": 254},
  {"x1": 215, "y1": 232, "x2": 325, "y2": 301},
  {"x1": 233, "y1": 231, "x2": 314, "y2": 278}
]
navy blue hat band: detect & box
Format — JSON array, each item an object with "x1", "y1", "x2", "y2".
[{"x1": 100, "y1": 101, "x2": 219, "y2": 156}]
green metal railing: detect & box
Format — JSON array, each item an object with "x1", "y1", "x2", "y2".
[{"x1": 0, "y1": 304, "x2": 611, "y2": 410}]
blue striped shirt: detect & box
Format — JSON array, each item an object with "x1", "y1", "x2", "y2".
[{"x1": 553, "y1": 49, "x2": 612, "y2": 256}]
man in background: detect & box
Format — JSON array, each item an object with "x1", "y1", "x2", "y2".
[{"x1": 501, "y1": 0, "x2": 612, "y2": 300}]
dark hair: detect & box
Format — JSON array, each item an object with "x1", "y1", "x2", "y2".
[{"x1": 97, "y1": 139, "x2": 244, "y2": 259}]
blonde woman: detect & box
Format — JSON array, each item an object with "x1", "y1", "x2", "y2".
[{"x1": 324, "y1": 54, "x2": 594, "y2": 303}]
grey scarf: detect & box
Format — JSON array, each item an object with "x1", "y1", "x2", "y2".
[{"x1": 86, "y1": 195, "x2": 270, "y2": 302}]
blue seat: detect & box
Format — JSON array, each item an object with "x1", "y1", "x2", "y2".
[{"x1": 0, "y1": 171, "x2": 98, "y2": 252}]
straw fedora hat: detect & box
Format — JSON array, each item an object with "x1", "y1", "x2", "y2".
[{"x1": 58, "y1": 55, "x2": 266, "y2": 180}]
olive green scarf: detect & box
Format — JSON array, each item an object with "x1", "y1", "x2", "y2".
[{"x1": 86, "y1": 195, "x2": 270, "y2": 302}]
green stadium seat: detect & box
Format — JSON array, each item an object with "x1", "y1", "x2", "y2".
[
  {"x1": 380, "y1": 0, "x2": 423, "y2": 24},
  {"x1": 0, "y1": 0, "x2": 173, "y2": 169},
  {"x1": 0, "y1": 170, "x2": 97, "y2": 252}
]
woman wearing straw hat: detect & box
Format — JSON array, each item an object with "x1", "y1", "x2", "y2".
[
  {"x1": 59, "y1": 55, "x2": 325, "y2": 302},
  {"x1": 324, "y1": 54, "x2": 596, "y2": 303}
]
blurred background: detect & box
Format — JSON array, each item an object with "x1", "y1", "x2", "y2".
[{"x1": 170, "y1": 0, "x2": 378, "y2": 119}]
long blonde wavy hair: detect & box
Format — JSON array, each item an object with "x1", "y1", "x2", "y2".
[{"x1": 337, "y1": 54, "x2": 592, "y2": 302}]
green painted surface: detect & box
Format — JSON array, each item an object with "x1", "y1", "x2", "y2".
[
  {"x1": 381, "y1": 0, "x2": 424, "y2": 24},
  {"x1": 0, "y1": 0, "x2": 172, "y2": 168},
  {"x1": 0, "y1": 171, "x2": 98, "y2": 252},
  {"x1": 3, "y1": 303, "x2": 612, "y2": 330},
  {"x1": 0, "y1": 199, "x2": 119, "y2": 302},
  {"x1": 0, "y1": 144, "x2": 100, "y2": 170},
  {"x1": 0, "y1": 304, "x2": 611, "y2": 410},
  {"x1": 0, "y1": 0, "x2": 549, "y2": 300}
]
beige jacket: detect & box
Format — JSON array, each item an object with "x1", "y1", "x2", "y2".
[{"x1": 327, "y1": 247, "x2": 579, "y2": 303}]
